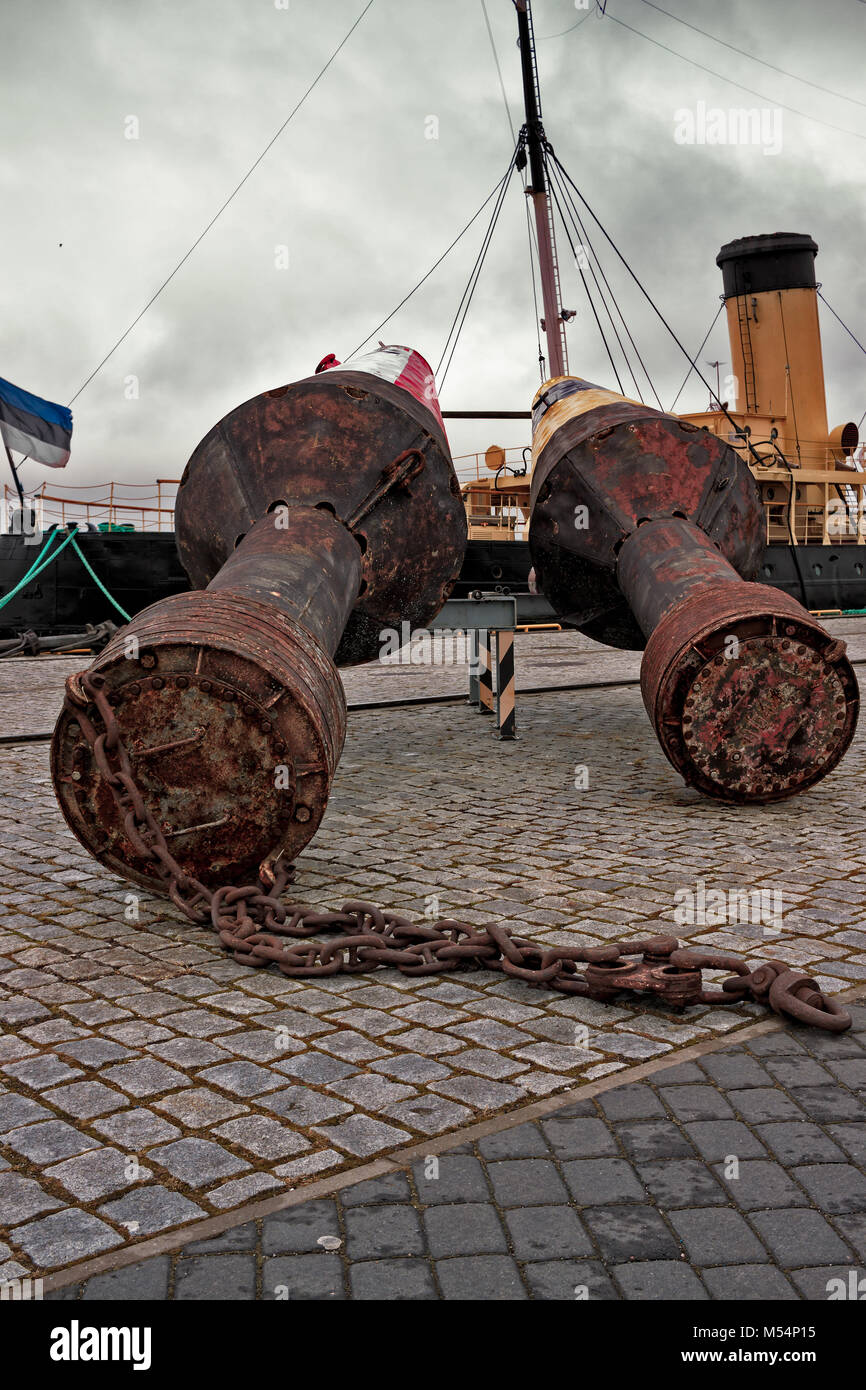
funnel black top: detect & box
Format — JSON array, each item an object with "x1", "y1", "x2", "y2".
[{"x1": 716, "y1": 233, "x2": 818, "y2": 299}]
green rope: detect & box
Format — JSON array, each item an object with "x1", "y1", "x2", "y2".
[
  {"x1": 0, "y1": 524, "x2": 131, "y2": 622},
  {"x1": 12, "y1": 526, "x2": 67, "y2": 588},
  {"x1": 0, "y1": 526, "x2": 80, "y2": 612},
  {"x1": 68, "y1": 535, "x2": 131, "y2": 622}
]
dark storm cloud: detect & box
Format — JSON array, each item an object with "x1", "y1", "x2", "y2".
[{"x1": 1, "y1": 0, "x2": 864, "y2": 495}]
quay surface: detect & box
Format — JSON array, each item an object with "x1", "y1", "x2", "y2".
[{"x1": 0, "y1": 625, "x2": 864, "y2": 1299}]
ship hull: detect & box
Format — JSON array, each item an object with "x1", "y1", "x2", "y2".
[{"x1": 2, "y1": 533, "x2": 864, "y2": 638}]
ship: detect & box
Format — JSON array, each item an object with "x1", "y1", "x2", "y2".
[{"x1": 2, "y1": 1, "x2": 865, "y2": 645}]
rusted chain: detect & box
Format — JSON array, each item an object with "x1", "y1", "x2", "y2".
[{"x1": 62, "y1": 671, "x2": 851, "y2": 1033}]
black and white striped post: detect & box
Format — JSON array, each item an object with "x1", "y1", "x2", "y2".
[
  {"x1": 493, "y1": 629, "x2": 516, "y2": 739},
  {"x1": 467, "y1": 629, "x2": 480, "y2": 708},
  {"x1": 478, "y1": 628, "x2": 494, "y2": 716}
]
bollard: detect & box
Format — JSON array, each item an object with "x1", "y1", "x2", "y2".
[
  {"x1": 51, "y1": 346, "x2": 466, "y2": 893},
  {"x1": 529, "y1": 376, "x2": 859, "y2": 802}
]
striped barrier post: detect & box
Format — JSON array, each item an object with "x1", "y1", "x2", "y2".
[
  {"x1": 468, "y1": 629, "x2": 480, "y2": 707},
  {"x1": 494, "y1": 629, "x2": 516, "y2": 739},
  {"x1": 478, "y1": 628, "x2": 494, "y2": 716}
]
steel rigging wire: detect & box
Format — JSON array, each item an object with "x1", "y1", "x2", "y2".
[
  {"x1": 637, "y1": 0, "x2": 866, "y2": 113},
  {"x1": 436, "y1": 148, "x2": 520, "y2": 388},
  {"x1": 546, "y1": 154, "x2": 661, "y2": 407},
  {"x1": 10, "y1": 0, "x2": 377, "y2": 478},
  {"x1": 602, "y1": 4, "x2": 866, "y2": 144},
  {"x1": 817, "y1": 292, "x2": 866, "y2": 431},
  {"x1": 548, "y1": 150, "x2": 765, "y2": 462},
  {"x1": 544, "y1": 166, "x2": 627, "y2": 395},
  {"x1": 66, "y1": 0, "x2": 377, "y2": 409},
  {"x1": 547, "y1": 157, "x2": 662, "y2": 408},
  {"x1": 669, "y1": 303, "x2": 725, "y2": 411},
  {"x1": 345, "y1": 160, "x2": 518, "y2": 361},
  {"x1": 479, "y1": 0, "x2": 546, "y2": 379}
]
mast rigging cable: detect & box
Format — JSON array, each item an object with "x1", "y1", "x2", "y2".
[
  {"x1": 436, "y1": 149, "x2": 519, "y2": 387},
  {"x1": 637, "y1": 0, "x2": 866, "y2": 113}
]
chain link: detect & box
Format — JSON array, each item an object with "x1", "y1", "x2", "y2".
[{"x1": 62, "y1": 670, "x2": 852, "y2": 1033}]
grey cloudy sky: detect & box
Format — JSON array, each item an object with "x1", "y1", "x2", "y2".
[{"x1": 2, "y1": 0, "x2": 865, "y2": 500}]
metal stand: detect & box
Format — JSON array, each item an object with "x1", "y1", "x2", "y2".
[
  {"x1": 493, "y1": 629, "x2": 516, "y2": 739},
  {"x1": 478, "y1": 628, "x2": 494, "y2": 717},
  {"x1": 429, "y1": 592, "x2": 552, "y2": 743}
]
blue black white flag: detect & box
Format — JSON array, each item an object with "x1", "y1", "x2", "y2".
[{"x1": 0, "y1": 375, "x2": 72, "y2": 468}]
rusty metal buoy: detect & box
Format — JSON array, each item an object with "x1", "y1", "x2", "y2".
[
  {"x1": 51, "y1": 346, "x2": 467, "y2": 892},
  {"x1": 528, "y1": 376, "x2": 859, "y2": 803}
]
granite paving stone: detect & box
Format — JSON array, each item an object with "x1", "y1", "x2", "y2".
[
  {"x1": 4, "y1": 1120, "x2": 100, "y2": 1165},
  {"x1": 175, "y1": 1254, "x2": 256, "y2": 1300},
  {"x1": 345, "y1": 1206, "x2": 425, "y2": 1259},
  {"x1": 349, "y1": 1258, "x2": 437, "y2": 1300},
  {"x1": 384, "y1": 1094, "x2": 472, "y2": 1134},
  {"x1": 259, "y1": 1087, "x2": 353, "y2": 1126},
  {"x1": 581, "y1": 1205, "x2": 680, "y2": 1262},
  {"x1": 262, "y1": 1254, "x2": 344, "y2": 1300},
  {"x1": 748, "y1": 1209, "x2": 854, "y2": 1266},
  {"x1": 790, "y1": 1163, "x2": 866, "y2": 1214},
  {"x1": 434, "y1": 1255, "x2": 527, "y2": 1300},
  {"x1": 312, "y1": 1114, "x2": 410, "y2": 1156},
  {"x1": 487, "y1": 1159, "x2": 569, "y2": 1207},
  {"x1": 98, "y1": 1187, "x2": 206, "y2": 1235},
  {"x1": 45, "y1": 1147, "x2": 151, "y2": 1201},
  {"x1": 669, "y1": 1207, "x2": 769, "y2": 1265},
  {"x1": 0, "y1": 1173, "x2": 64, "y2": 1225},
  {"x1": 91, "y1": 1108, "x2": 182, "y2": 1148},
  {"x1": 212, "y1": 1115, "x2": 311, "y2": 1160},
  {"x1": 412, "y1": 1155, "x2": 490, "y2": 1204},
  {"x1": 12, "y1": 1209, "x2": 122, "y2": 1267},
  {"x1": 0, "y1": 1094, "x2": 52, "y2": 1132},
  {"x1": 612, "y1": 1261, "x2": 708, "y2": 1300},
  {"x1": 148, "y1": 1137, "x2": 251, "y2": 1186},
  {"x1": 7, "y1": 648, "x2": 866, "y2": 1293},
  {"x1": 154, "y1": 1089, "x2": 249, "y2": 1127}
]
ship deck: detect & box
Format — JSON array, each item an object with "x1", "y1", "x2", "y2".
[{"x1": 2, "y1": 623, "x2": 866, "y2": 1298}]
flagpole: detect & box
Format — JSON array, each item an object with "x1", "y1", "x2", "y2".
[{"x1": 4, "y1": 439, "x2": 26, "y2": 510}]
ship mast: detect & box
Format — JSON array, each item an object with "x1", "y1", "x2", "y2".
[{"x1": 514, "y1": 0, "x2": 568, "y2": 379}]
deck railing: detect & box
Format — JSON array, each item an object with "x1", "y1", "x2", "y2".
[
  {"x1": 452, "y1": 447, "x2": 529, "y2": 484},
  {"x1": 2, "y1": 480, "x2": 181, "y2": 533}
]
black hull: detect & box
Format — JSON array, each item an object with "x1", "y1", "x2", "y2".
[
  {"x1": 756, "y1": 545, "x2": 866, "y2": 612},
  {"x1": 0, "y1": 532, "x2": 189, "y2": 638},
  {"x1": 1, "y1": 533, "x2": 864, "y2": 640}
]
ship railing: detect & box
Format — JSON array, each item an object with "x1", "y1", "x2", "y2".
[
  {"x1": 452, "y1": 447, "x2": 529, "y2": 483},
  {"x1": 764, "y1": 481, "x2": 866, "y2": 545},
  {"x1": 2, "y1": 480, "x2": 182, "y2": 533}
]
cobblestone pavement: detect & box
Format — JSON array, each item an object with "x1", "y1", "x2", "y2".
[
  {"x1": 4, "y1": 617, "x2": 866, "y2": 734},
  {"x1": 0, "y1": 631, "x2": 640, "y2": 738},
  {"x1": 44, "y1": 1001, "x2": 866, "y2": 1300},
  {"x1": 2, "y1": 631, "x2": 866, "y2": 1279}
]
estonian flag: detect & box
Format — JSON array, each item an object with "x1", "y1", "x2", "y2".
[{"x1": 0, "y1": 375, "x2": 72, "y2": 468}]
